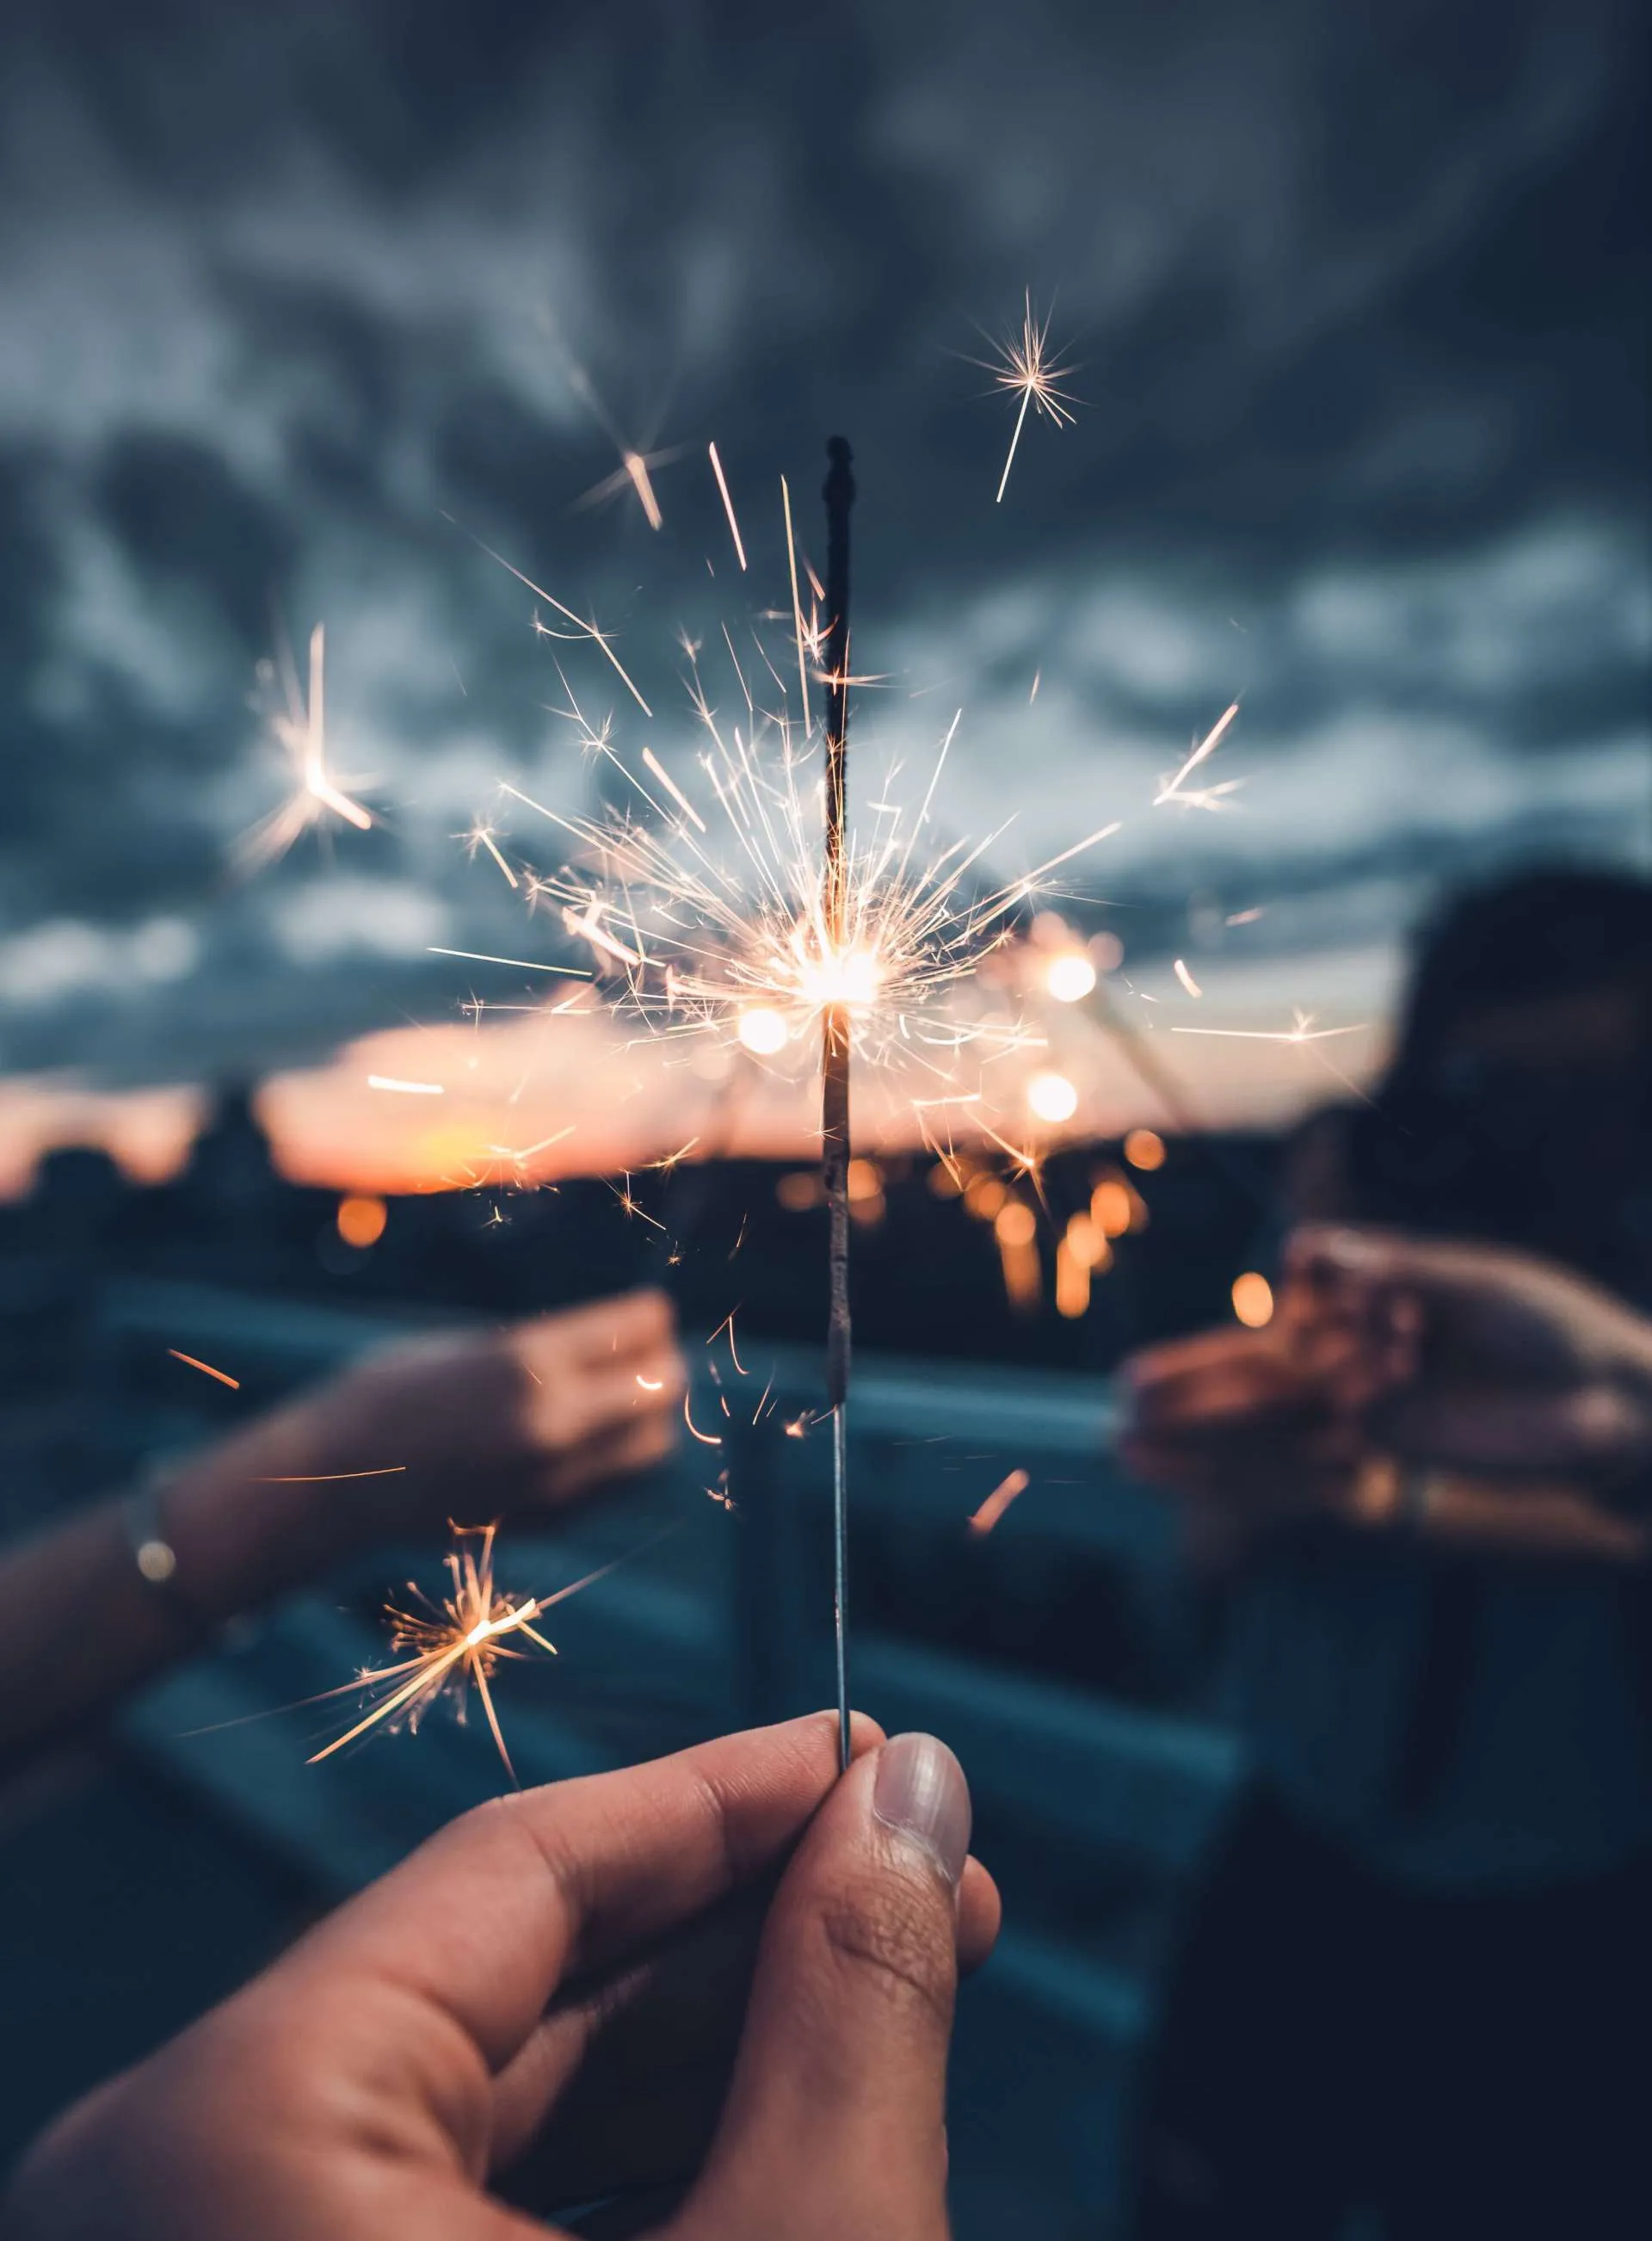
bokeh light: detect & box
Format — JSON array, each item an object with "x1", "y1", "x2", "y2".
[
  {"x1": 737, "y1": 1007, "x2": 789, "y2": 1056},
  {"x1": 1045, "y1": 952, "x2": 1097, "y2": 1004},
  {"x1": 336, "y1": 1193, "x2": 387, "y2": 1249},
  {"x1": 1231, "y1": 1270, "x2": 1274, "y2": 1326},
  {"x1": 1124, "y1": 1127, "x2": 1166, "y2": 1171},
  {"x1": 1027, "y1": 1071, "x2": 1079, "y2": 1124}
]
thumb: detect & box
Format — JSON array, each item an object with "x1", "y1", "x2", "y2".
[{"x1": 669, "y1": 1732, "x2": 972, "y2": 2241}]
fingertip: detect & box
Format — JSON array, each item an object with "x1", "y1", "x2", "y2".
[
  {"x1": 792, "y1": 1707, "x2": 885, "y2": 1763},
  {"x1": 848, "y1": 1709, "x2": 886, "y2": 1759},
  {"x1": 623, "y1": 1285, "x2": 677, "y2": 1333},
  {"x1": 958, "y1": 1856, "x2": 1002, "y2": 1974}
]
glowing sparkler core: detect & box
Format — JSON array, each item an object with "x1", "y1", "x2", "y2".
[{"x1": 515, "y1": 690, "x2": 1116, "y2": 1092}]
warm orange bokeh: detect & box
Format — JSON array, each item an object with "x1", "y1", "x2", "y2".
[{"x1": 336, "y1": 1193, "x2": 388, "y2": 1248}]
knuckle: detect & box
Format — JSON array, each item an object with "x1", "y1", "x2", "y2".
[
  {"x1": 815, "y1": 1865, "x2": 956, "y2": 2029},
  {"x1": 1571, "y1": 1382, "x2": 1635, "y2": 1467}
]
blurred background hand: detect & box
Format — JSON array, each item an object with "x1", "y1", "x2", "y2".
[
  {"x1": 1284, "y1": 1226, "x2": 1652, "y2": 1498},
  {"x1": 162, "y1": 1288, "x2": 687, "y2": 1611}
]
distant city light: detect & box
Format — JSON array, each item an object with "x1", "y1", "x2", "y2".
[
  {"x1": 1064, "y1": 1210, "x2": 1108, "y2": 1270},
  {"x1": 1054, "y1": 1237, "x2": 1090, "y2": 1318},
  {"x1": 1092, "y1": 1176, "x2": 1135, "y2": 1238},
  {"x1": 1232, "y1": 1271, "x2": 1274, "y2": 1327},
  {"x1": 336, "y1": 1193, "x2": 387, "y2": 1249},
  {"x1": 1124, "y1": 1127, "x2": 1166, "y2": 1171},
  {"x1": 1027, "y1": 1071, "x2": 1079, "y2": 1123},
  {"x1": 1045, "y1": 951, "x2": 1097, "y2": 1004},
  {"x1": 737, "y1": 1006, "x2": 789, "y2": 1055},
  {"x1": 776, "y1": 1170, "x2": 824, "y2": 1211},
  {"x1": 965, "y1": 1173, "x2": 1008, "y2": 1219},
  {"x1": 994, "y1": 1200, "x2": 1037, "y2": 1248}
]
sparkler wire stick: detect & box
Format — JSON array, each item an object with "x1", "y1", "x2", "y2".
[{"x1": 822, "y1": 436, "x2": 855, "y2": 1773}]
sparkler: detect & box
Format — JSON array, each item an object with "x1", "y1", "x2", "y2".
[
  {"x1": 451, "y1": 448, "x2": 1139, "y2": 1762},
  {"x1": 821, "y1": 436, "x2": 855, "y2": 1772}
]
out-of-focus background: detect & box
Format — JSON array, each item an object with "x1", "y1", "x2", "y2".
[{"x1": 0, "y1": 3, "x2": 1646, "y2": 2233}]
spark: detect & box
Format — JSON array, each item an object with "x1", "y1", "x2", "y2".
[
  {"x1": 559, "y1": 354, "x2": 675, "y2": 532},
  {"x1": 427, "y1": 946, "x2": 589, "y2": 978},
  {"x1": 254, "y1": 1466, "x2": 406, "y2": 1483},
  {"x1": 643, "y1": 1134, "x2": 702, "y2": 1172},
  {"x1": 609, "y1": 1175, "x2": 666, "y2": 1230},
  {"x1": 1172, "y1": 1010, "x2": 1363, "y2": 1044},
  {"x1": 1225, "y1": 906, "x2": 1265, "y2": 926},
  {"x1": 977, "y1": 293, "x2": 1079, "y2": 503},
  {"x1": 708, "y1": 1310, "x2": 748, "y2": 1374},
  {"x1": 456, "y1": 528, "x2": 653, "y2": 714},
  {"x1": 635, "y1": 1374, "x2": 664, "y2": 1391},
  {"x1": 478, "y1": 1127, "x2": 576, "y2": 1183},
  {"x1": 1154, "y1": 702, "x2": 1242, "y2": 810},
  {"x1": 780, "y1": 475, "x2": 811, "y2": 724},
  {"x1": 239, "y1": 623, "x2": 373, "y2": 867},
  {"x1": 683, "y1": 1391, "x2": 723, "y2": 1447},
  {"x1": 624, "y1": 452, "x2": 665, "y2": 530},
  {"x1": 1173, "y1": 958, "x2": 1204, "y2": 998},
  {"x1": 167, "y1": 1349, "x2": 240, "y2": 1390},
  {"x1": 968, "y1": 1467, "x2": 1030, "y2": 1535},
  {"x1": 708, "y1": 441, "x2": 748, "y2": 570},
  {"x1": 570, "y1": 449, "x2": 676, "y2": 532},
  {"x1": 309, "y1": 1523, "x2": 628, "y2": 1781},
  {"x1": 367, "y1": 1076, "x2": 445, "y2": 1096},
  {"x1": 641, "y1": 748, "x2": 709, "y2": 834},
  {"x1": 464, "y1": 824, "x2": 520, "y2": 889},
  {"x1": 1029, "y1": 668, "x2": 1042, "y2": 704}
]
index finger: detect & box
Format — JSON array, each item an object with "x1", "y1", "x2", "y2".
[{"x1": 285, "y1": 1713, "x2": 879, "y2": 2074}]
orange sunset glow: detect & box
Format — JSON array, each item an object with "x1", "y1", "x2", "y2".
[{"x1": 0, "y1": 947, "x2": 1389, "y2": 1203}]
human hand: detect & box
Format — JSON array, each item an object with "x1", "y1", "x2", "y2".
[
  {"x1": 1117, "y1": 1318, "x2": 1372, "y2": 1528},
  {"x1": 1284, "y1": 1226, "x2": 1652, "y2": 1499},
  {"x1": 319, "y1": 1288, "x2": 687, "y2": 1529},
  {"x1": 163, "y1": 1292, "x2": 686, "y2": 1611},
  {"x1": 4, "y1": 1715, "x2": 1000, "y2": 2241}
]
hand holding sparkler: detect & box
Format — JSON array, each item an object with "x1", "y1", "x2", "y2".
[{"x1": 6, "y1": 1718, "x2": 999, "y2": 2241}]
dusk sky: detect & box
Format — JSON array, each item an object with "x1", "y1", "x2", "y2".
[{"x1": 1, "y1": 0, "x2": 1646, "y2": 1184}]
